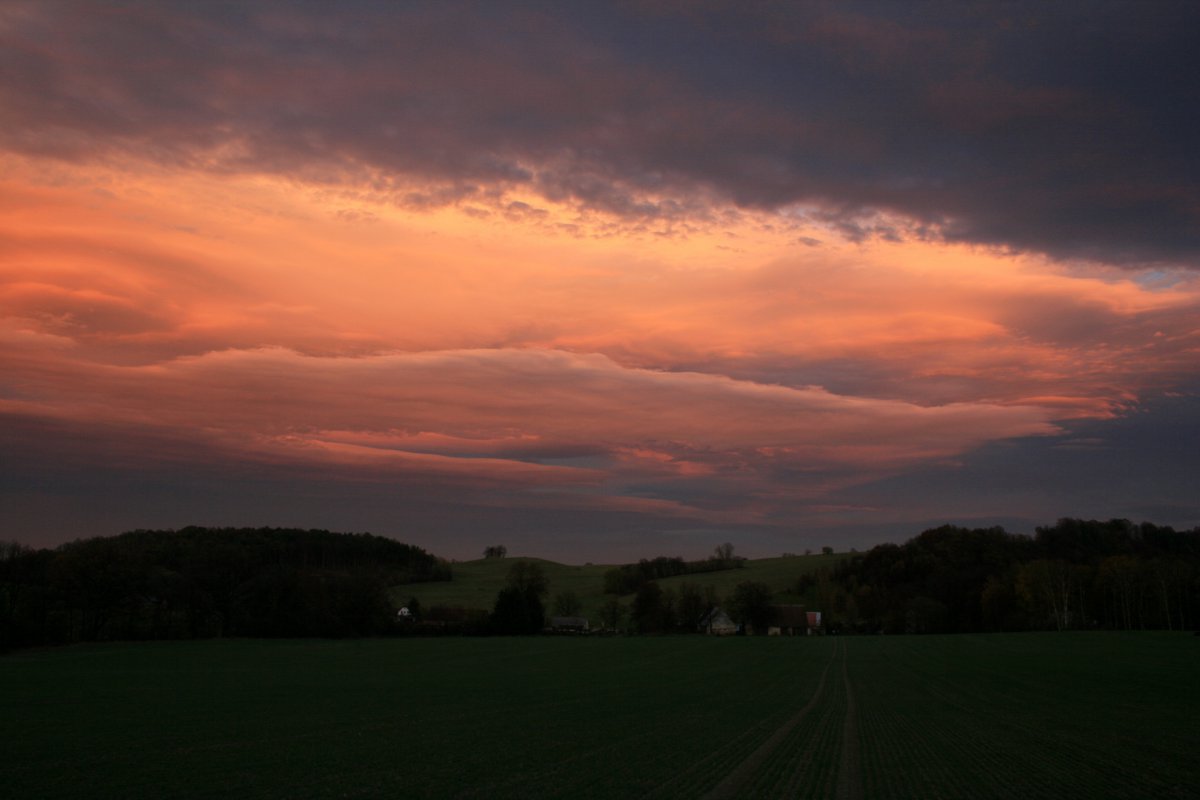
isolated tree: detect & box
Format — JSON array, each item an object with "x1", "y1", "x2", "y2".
[
  {"x1": 660, "y1": 586, "x2": 678, "y2": 631},
  {"x1": 599, "y1": 596, "x2": 624, "y2": 632},
  {"x1": 552, "y1": 591, "x2": 582, "y2": 617},
  {"x1": 729, "y1": 581, "x2": 774, "y2": 634},
  {"x1": 821, "y1": 546, "x2": 834, "y2": 556},
  {"x1": 713, "y1": 542, "x2": 735, "y2": 563},
  {"x1": 675, "y1": 582, "x2": 710, "y2": 632},
  {"x1": 490, "y1": 561, "x2": 548, "y2": 634},
  {"x1": 483, "y1": 545, "x2": 507, "y2": 559},
  {"x1": 491, "y1": 587, "x2": 540, "y2": 634},
  {"x1": 631, "y1": 581, "x2": 668, "y2": 634}
]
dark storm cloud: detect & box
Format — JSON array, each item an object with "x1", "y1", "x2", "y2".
[
  {"x1": 832, "y1": 388, "x2": 1200, "y2": 532},
  {"x1": 2, "y1": 1, "x2": 1198, "y2": 266}
]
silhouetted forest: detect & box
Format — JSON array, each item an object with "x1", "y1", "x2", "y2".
[
  {"x1": 4, "y1": 518, "x2": 1198, "y2": 650},
  {"x1": 801, "y1": 519, "x2": 1200, "y2": 634},
  {"x1": 0, "y1": 527, "x2": 451, "y2": 649}
]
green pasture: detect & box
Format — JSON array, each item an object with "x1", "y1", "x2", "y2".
[
  {"x1": 393, "y1": 557, "x2": 612, "y2": 620},
  {"x1": 3, "y1": 633, "x2": 1196, "y2": 798},
  {"x1": 651, "y1": 554, "x2": 847, "y2": 604},
  {"x1": 393, "y1": 552, "x2": 845, "y2": 621}
]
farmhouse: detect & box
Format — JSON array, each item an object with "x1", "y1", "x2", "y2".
[
  {"x1": 548, "y1": 616, "x2": 589, "y2": 633},
  {"x1": 699, "y1": 607, "x2": 738, "y2": 635},
  {"x1": 767, "y1": 605, "x2": 819, "y2": 636}
]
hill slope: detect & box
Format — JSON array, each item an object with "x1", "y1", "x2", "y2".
[{"x1": 392, "y1": 552, "x2": 847, "y2": 626}]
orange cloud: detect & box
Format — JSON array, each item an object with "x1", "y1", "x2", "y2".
[
  {"x1": 3, "y1": 152, "x2": 1199, "y2": 536},
  {"x1": 2, "y1": 342, "x2": 1058, "y2": 478}
]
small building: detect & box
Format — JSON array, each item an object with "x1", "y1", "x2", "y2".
[
  {"x1": 548, "y1": 616, "x2": 590, "y2": 633},
  {"x1": 699, "y1": 607, "x2": 737, "y2": 635},
  {"x1": 767, "y1": 605, "x2": 812, "y2": 636}
]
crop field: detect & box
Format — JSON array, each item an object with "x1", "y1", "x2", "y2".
[{"x1": 2, "y1": 633, "x2": 1196, "y2": 798}]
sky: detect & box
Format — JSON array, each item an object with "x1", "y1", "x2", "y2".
[{"x1": 2, "y1": 1, "x2": 1198, "y2": 562}]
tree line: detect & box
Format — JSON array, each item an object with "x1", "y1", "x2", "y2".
[
  {"x1": 801, "y1": 519, "x2": 1200, "y2": 634},
  {"x1": 0, "y1": 527, "x2": 451, "y2": 649},
  {"x1": 602, "y1": 543, "x2": 744, "y2": 595},
  {"x1": 5, "y1": 518, "x2": 1196, "y2": 649},
  {"x1": 474, "y1": 521, "x2": 1200, "y2": 637}
]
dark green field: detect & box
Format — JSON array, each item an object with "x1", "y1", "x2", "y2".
[{"x1": 3, "y1": 633, "x2": 1196, "y2": 798}]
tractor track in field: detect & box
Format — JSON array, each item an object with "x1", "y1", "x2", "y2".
[
  {"x1": 696, "y1": 640, "x2": 840, "y2": 800},
  {"x1": 835, "y1": 640, "x2": 862, "y2": 800}
]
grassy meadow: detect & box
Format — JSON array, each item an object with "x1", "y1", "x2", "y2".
[
  {"x1": 392, "y1": 552, "x2": 847, "y2": 622},
  {"x1": 3, "y1": 632, "x2": 1197, "y2": 798}
]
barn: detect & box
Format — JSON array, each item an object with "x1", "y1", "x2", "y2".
[
  {"x1": 548, "y1": 616, "x2": 590, "y2": 633},
  {"x1": 699, "y1": 607, "x2": 738, "y2": 635},
  {"x1": 768, "y1": 605, "x2": 812, "y2": 636}
]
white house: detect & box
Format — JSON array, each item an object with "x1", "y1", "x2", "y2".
[{"x1": 699, "y1": 607, "x2": 737, "y2": 635}]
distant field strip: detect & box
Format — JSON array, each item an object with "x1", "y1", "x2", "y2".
[{"x1": 2, "y1": 634, "x2": 1197, "y2": 798}]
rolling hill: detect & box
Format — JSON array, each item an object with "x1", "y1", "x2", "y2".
[{"x1": 391, "y1": 552, "x2": 848, "y2": 626}]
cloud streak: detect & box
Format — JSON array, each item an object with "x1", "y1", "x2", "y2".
[
  {"x1": 2, "y1": 345, "x2": 1060, "y2": 472},
  {"x1": 2, "y1": 1, "x2": 1198, "y2": 266}
]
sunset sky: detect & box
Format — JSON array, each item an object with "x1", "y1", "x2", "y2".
[{"x1": 3, "y1": 1, "x2": 1198, "y2": 562}]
